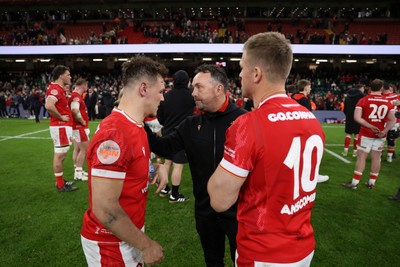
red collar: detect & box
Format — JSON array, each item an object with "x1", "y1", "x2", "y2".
[{"x1": 217, "y1": 96, "x2": 229, "y2": 112}]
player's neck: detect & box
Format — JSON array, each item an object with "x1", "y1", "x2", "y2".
[
  {"x1": 253, "y1": 84, "x2": 285, "y2": 108},
  {"x1": 118, "y1": 98, "x2": 145, "y2": 124},
  {"x1": 54, "y1": 80, "x2": 65, "y2": 89},
  {"x1": 370, "y1": 91, "x2": 382, "y2": 95}
]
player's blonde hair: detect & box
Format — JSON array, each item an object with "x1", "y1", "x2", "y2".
[{"x1": 243, "y1": 32, "x2": 292, "y2": 83}]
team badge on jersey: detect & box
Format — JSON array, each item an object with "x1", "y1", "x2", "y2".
[
  {"x1": 51, "y1": 89, "x2": 58, "y2": 95},
  {"x1": 97, "y1": 140, "x2": 121, "y2": 164}
]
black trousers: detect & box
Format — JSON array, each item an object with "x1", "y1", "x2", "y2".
[
  {"x1": 195, "y1": 214, "x2": 237, "y2": 267},
  {"x1": 33, "y1": 105, "x2": 41, "y2": 122}
]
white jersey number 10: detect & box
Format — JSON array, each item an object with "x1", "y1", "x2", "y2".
[{"x1": 283, "y1": 135, "x2": 324, "y2": 200}]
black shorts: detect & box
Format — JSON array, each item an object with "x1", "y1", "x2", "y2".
[
  {"x1": 166, "y1": 150, "x2": 188, "y2": 164},
  {"x1": 345, "y1": 120, "x2": 360, "y2": 134}
]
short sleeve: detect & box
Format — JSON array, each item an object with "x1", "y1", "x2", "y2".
[{"x1": 220, "y1": 114, "x2": 256, "y2": 178}]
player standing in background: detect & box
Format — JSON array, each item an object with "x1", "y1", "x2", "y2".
[
  {"x1": 382, "y1": 83, "x2": 400, "y2": 162},
  {"x1": 68, "y1": 78, "x2": 90, "y2": 181},
  {"x1": 81, "y1": 56, "x2": 168, "y2": 266},
  {"x1": 291, "y1": 79, "x2": 329, "y2": 183},
  {"x1": 156, "y1": 70, "x2": 195, "y2": 203},
  {"x1": 342, "y1": 79, "x2": 396, "y2": 190},
  {"x1": 45, "y1": 65, "x2": 77, "y2": 192},
  {"x1": 342, "y1": 84, "x2": 365, "y2": 157},
  {"x1": 208, "y1": 32, "x2": 325, "y2": 267}
]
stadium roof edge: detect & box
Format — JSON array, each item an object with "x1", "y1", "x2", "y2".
[{"x1": 1, "y1": 44, "x2": 400, "y2": 55}]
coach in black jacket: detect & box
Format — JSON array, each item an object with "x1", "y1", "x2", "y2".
[{"x1": 147, "y1": 65, "x2": 246, "y2": 267}]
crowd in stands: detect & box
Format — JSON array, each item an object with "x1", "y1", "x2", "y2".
[
  {"x1": 1, "y1": 67, "x2": 399, "y2": 120},
  {"x1": 0, "y1": 7, "x2": 396, "y2": 45}
]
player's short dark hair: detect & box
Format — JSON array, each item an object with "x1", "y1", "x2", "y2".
[
  {"x1": 297, "y1": 79, "x2": 311, "y2": 92},
  {"x1": 286, "y1": 84, "x2": 297, "y2": 94},
  {"x1": 75, "y1": 78, "x2": 87, "y2": 86},
  {"x1": 370, "y1": 79, "x2": 384, "y2": 92},
  {"x1": 389, "y1": 83, "x2": 397, "y2": 93},
  {"x1": 194, "y1": 64, "x2": 229, "y2": 92},
  {"x1": 355, "y1": 84, "x2": 365, "y2": 90},
  {"x1": 121, "y1": 56, "x2": 168, "y2": 87},
  {"x1": 52, "y1": 65, "x2": 69, "y2": 81}
]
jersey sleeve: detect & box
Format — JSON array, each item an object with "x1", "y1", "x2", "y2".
[
  {"x1": 89, "y1": 127, "x2": 133, "y2": 180},
  {"x1": 46, "y1": 86, "x2": 61, "y2": 102},
  {"x1": 220, "y1": 114, "x2": 256, "y2": 178}
]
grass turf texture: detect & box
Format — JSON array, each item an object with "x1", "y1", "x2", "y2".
[{"x1": 0, "y1": 119, "x2": 399, "y2": 266}]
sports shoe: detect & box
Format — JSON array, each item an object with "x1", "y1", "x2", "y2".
[
  {"x1": 388, "y1": 190, "x2": 400, "y2": 201},
  {"x1": 169, "y1": 194, "x2": 190, "y2": 203},
  {"x1": 387, "y1": 157, "x2": 393, "y2": 163},
  {"x1": 342, "y1": 182, "x2": 358, "y2": 190},
  {"x1": 341, "y1": 152, "x2": 348, "y2": 157},
  {"x1": 57, "y1": 183, "x2": 78, "y2": 192},
  {"x1": 317, "y1": 174, "x2": 329, "y2": 183},
  {"x1": 352, "y1": 154, "x2": 357, "y2": 158},
  {"x1": 159, "y1": 188, "x2": 171, "y2": 197},
  {"x1": 364, "y1": 182, "x2": 375, "y2": 189},
  {"x1": 55, "y1": 179, "x2": 75, "y2": 187},
  {"x1": 74, "y1": 172, "x2": 88, "y2": 181}
]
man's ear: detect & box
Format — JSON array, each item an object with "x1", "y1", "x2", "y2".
[
  {"x1": 254, "y1": 66, "x2": 262, "y2": 84},
  {"x1": 139, "y1": 82, "x2": 147, "y2": 97}
]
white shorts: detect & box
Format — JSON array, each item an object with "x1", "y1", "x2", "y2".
[
  {"x1": 358, "y1": 136, "x2": 385, "y2": 153},
  {"x1": 49, "y1": 126, "x2": 72, "y2": 153},
  {"x1": 81, "y1": 236, "x2": 143, "y2": 267},
  {"x1": 145, "y1": 118, "x2": 162, "y2": 133},
  {"x1": 251, "y1": 251, "x2": 314, "y2": 267},
  {"x1": 72, "y1": 128, "x2": 90, "y2": 143}
]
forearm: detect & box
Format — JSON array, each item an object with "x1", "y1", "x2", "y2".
[
  {"x1": 355, "y1": 117, "x2": 374, "y2": 129},
  {"x1": 146, "y1": 126, "x2": 182, "y2": 157},
  {"x1": 382, "y1": 119, "x2": 396, "y2": 134},
  {"x1": 46, "y1": 105, "x2": 63, "y2": 120},
  {"x1": 72, "y1": 109, "x2": 85, "y2": 125},
  {"x1": 94, "y1": 204, "x2": 151, "y2": 250}
]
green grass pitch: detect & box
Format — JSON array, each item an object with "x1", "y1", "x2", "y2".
[{"x1": 0, "y1": 119, "x2": 399, "y2": 266}]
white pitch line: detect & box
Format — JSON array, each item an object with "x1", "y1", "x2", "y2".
[
  {"x1": 324, "y1": 148, "x2": 352, "y2": 164},
  {"x1": 325, "y1": 144, "x2": 343, "y2": 147},
  {"x1": 0, "y1": 136, "x2": 51, "y2": 140},
  {"x1": 0, "y1": 129, "x2": 49, "y2": 142}
]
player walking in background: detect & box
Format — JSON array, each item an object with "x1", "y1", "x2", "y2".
[
  {"x1": 382, "y1": 83, "x2": 399, "y2": 162},
  {"x1": 208, "y1": 32, "x2": 325, "y2": 267},
  {"x1": 343, "y1": 79, "x2": 396, "y2": 190},
  {"x1": 156, "y1": 70, "x2": 195, "y2": 203},
  {"x1": 68, "y1": 78, "x2": 90, "y2": 181},
  {"x1": 45, "y1": 65, "x2": 77, "y2": 192},
  {"x1": 342, "y1": 84, "x2": 365, "y2": 157},
  {"x1": 81, "y1": 56, "x2": 168, "y2": 266}
]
